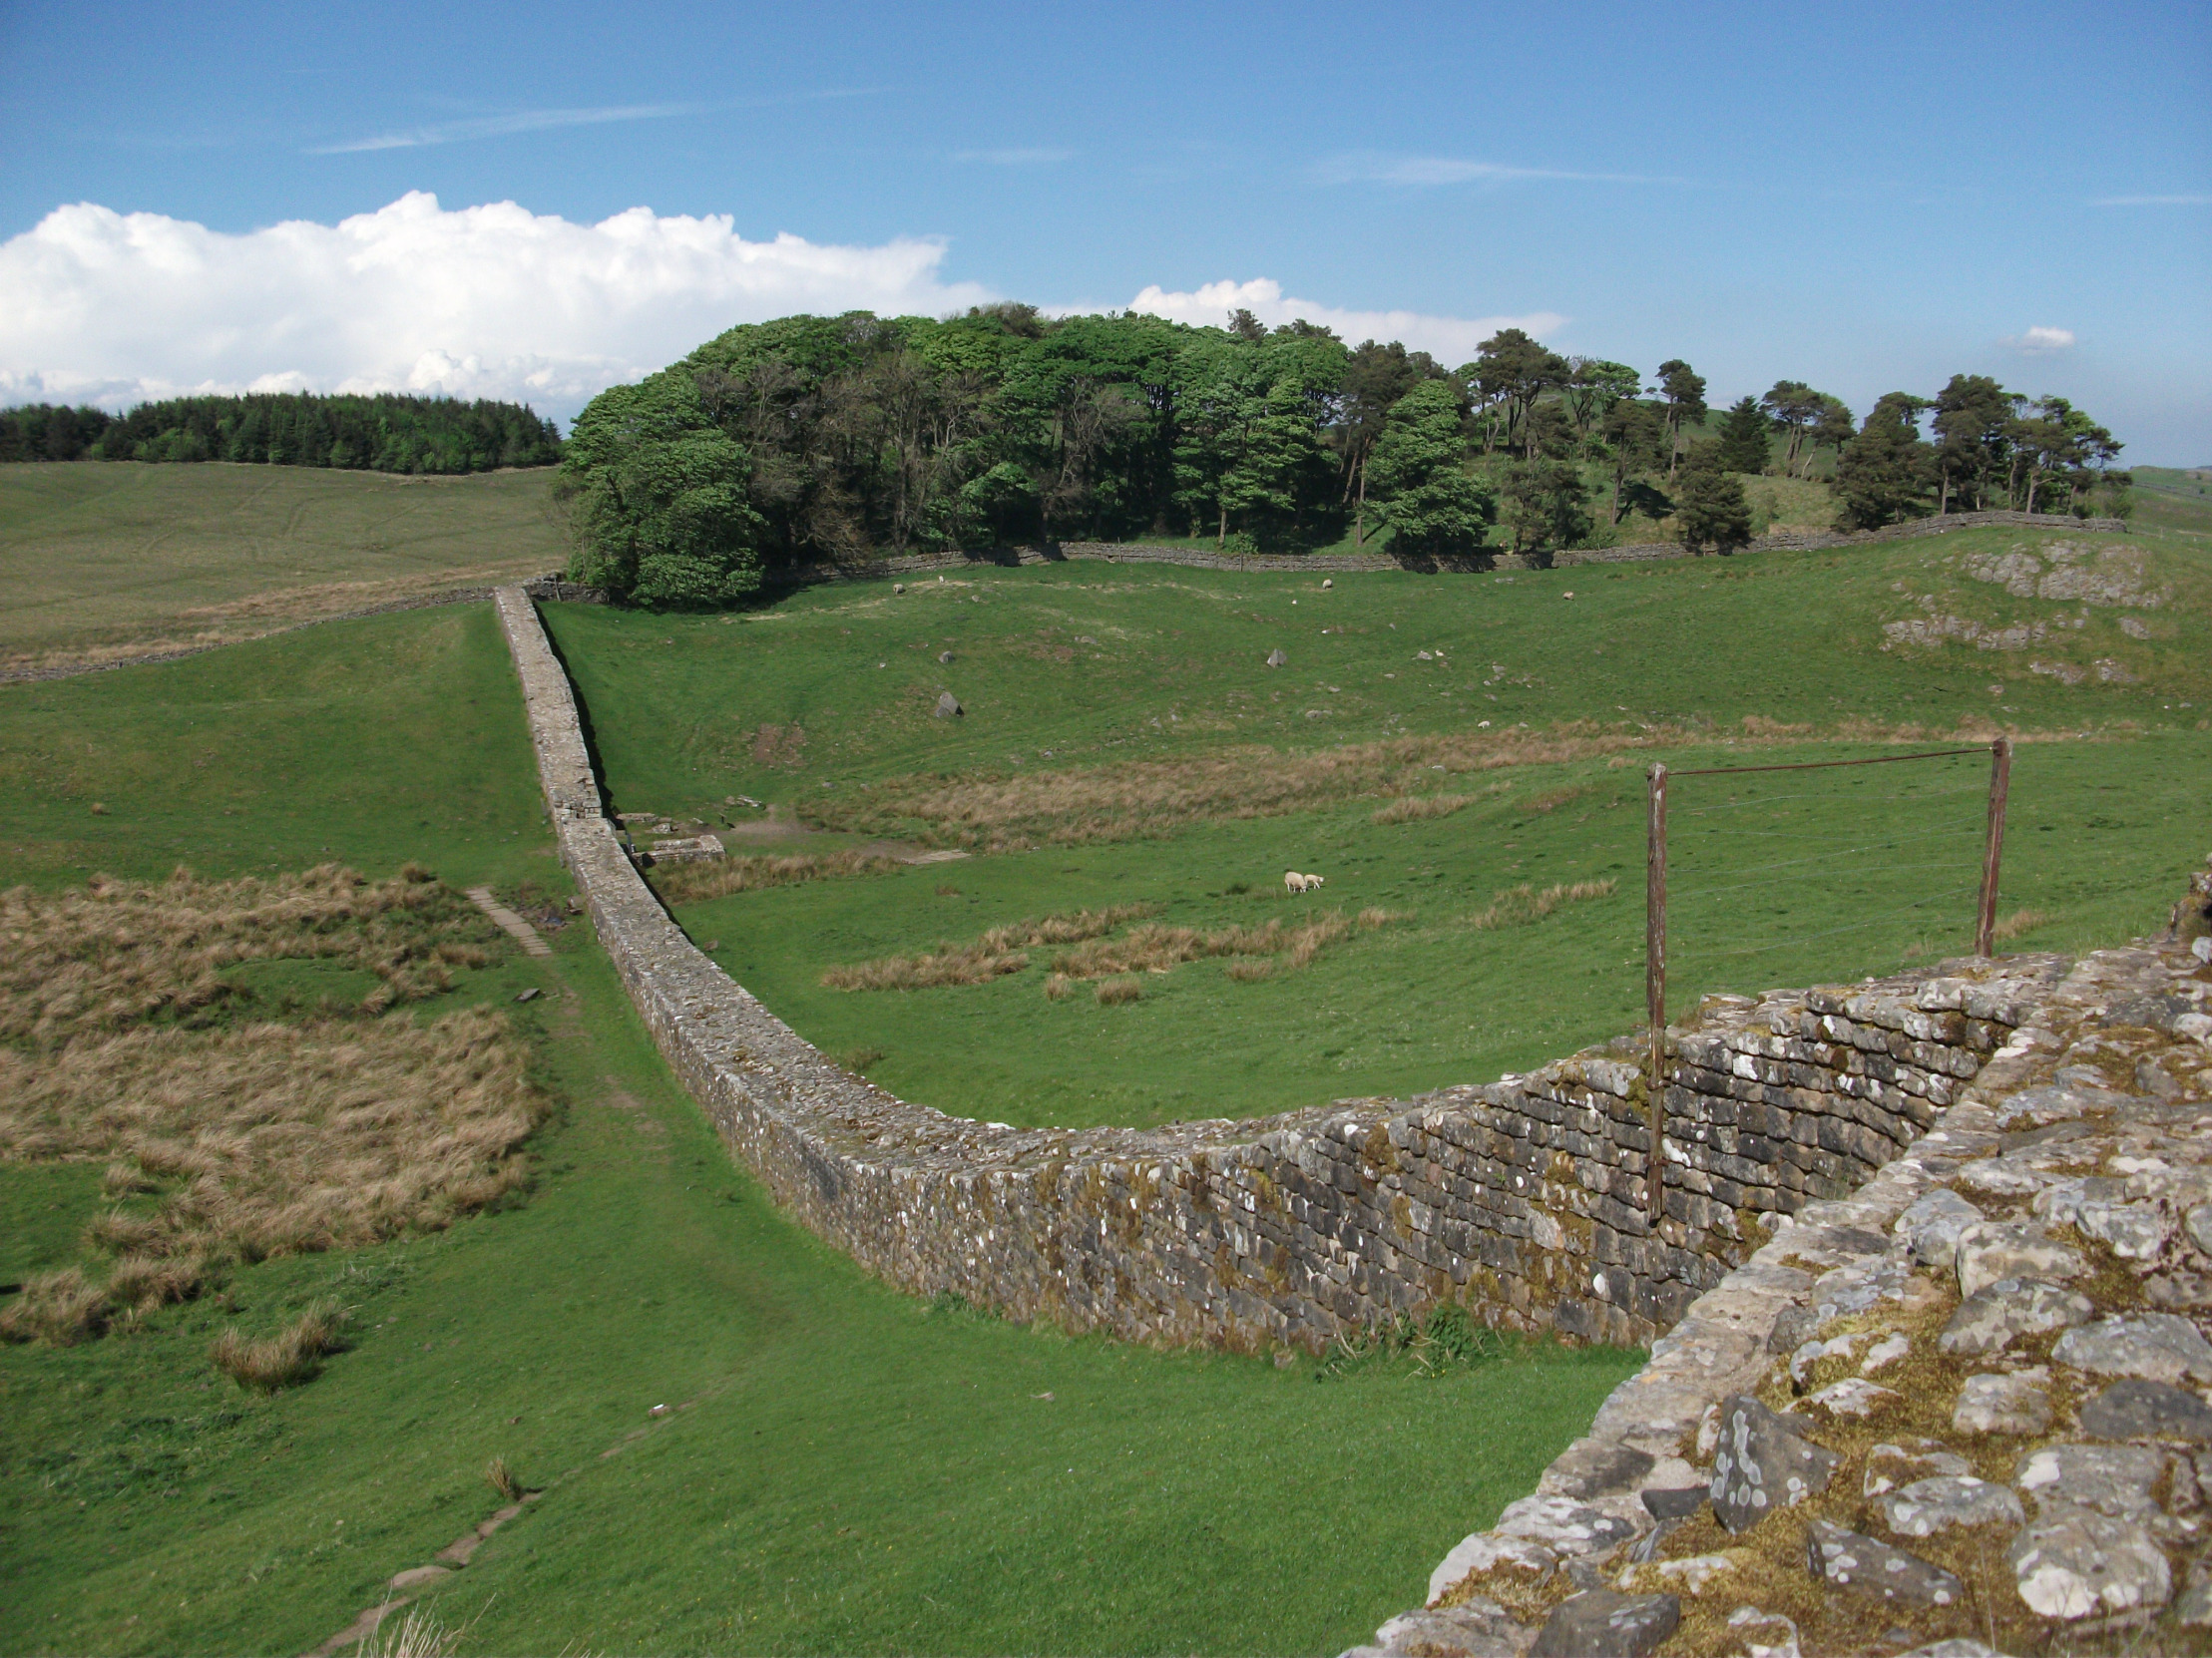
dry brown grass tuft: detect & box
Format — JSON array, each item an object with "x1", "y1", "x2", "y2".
[
  {"x1": 822, "y1": 905, "x2": 1159, "y2": 992},
  {"x1": 210, "y1": 1299, "x2": 346, "y2": 1391},
  {"x1": 1095, "y1": 977, "x2": 1143, "y2": 1006},
  {"x1": 485, "y1": 1455, "x2": 523, "y2": 1502},
  {"x1": 0, "y1": 868, "x2": 546, "y2": 1345},
  {"x1": 1515, "y1": 784, "x2": 1591, "y2": 815},
  {"x1": 1054, "y1": 908, "x2": 1397, "y2": 983},
  {"x1": 1043, "y1": 973, "x2": 1076, "y2": 1001},
  {"x1": 1990, "y1": 906, "x2": 2050, "y2": 943},
  {"x1": 355, "y1": 1606, "x2": 464, "y2": 1658},
  {"x1": 1371, "y1": 794, "x2": 1472, "y2": 825},
  {"x1": 1468, "y1": 880, "x2": 1617, "y2": 930},
  {"x1": 648, "y1": 849, "x2": 901, "y2": 905},
  {"x1": 1224, "y1": 959, "x2": 1274, "y2": 983}
]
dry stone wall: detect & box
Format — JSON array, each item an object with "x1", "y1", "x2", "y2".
[{"x1": 497, "y1": 584, "x2": 2065, "y2": 1352}]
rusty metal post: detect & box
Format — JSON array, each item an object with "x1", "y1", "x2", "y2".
[
  {"x1": 1976, "y1": 736, "x2": 2012, "y2": 957},
  {"x1": 1645, "y1": 763, "x2": 1668, "y2": 1221}
]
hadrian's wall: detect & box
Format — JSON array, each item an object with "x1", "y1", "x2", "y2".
[{"x1": 497, "y1": 585, "x2": 2067, "y2": 1350}]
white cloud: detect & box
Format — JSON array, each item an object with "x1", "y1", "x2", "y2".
[
  {"x1": 1126, "y1": 277, "x2": 1564, "y2": 362},
  {"x1": 950, "y1": 148, "x2": 1073, "y2": 166},
  {"x1": 309, "y1": 104, "x2": 704, "y2": 155},
  {"x1": 2003, "y1": 325, "x2": 2077, "y2": 355},
  {"x1": 0, "y1": 193, "x2": 995, "y2": 418},
  {"x1": 1316, "y1": 153, "x2": 1674, "y2": 188}
]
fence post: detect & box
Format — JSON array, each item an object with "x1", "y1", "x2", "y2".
[
  {"x1": 1976, "y1": 736, "x2": 2013, "y2": 957},
  {"x1": 1645, "y1": 763, "x2": 1668, "y2": 1222}
]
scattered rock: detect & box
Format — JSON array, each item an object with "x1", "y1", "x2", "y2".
[
  {"x1": 2015, "y1": 1443, "x2": 2169, "y2": 1522},
  {"x1": 1805, "y1": 1518, "x2": 1964, "y2": 1608},
  {"x1": 1956, "y1": 1221, "x2": 2086, "y2": 1298},
  {"x1": 1953, "y1": 1372, "x2": 2053, "y2": 1437},
  {"x1": 1320, "y1": 578, "x2": 1333, "y2": 590},
  {"x1": 1529, "y1": 1591, "x2": 1679, "y2": 1658},
  {"x1": 934, "y1": 691, "x2": 963, "y2": 718},
  {"x1": 1861, "y1": 1331, "x2": 1912, "y2": 1374},
  {"x1": 513, "y1": 987, "x2": 542, "y2": 1003},
  {"x1": 1493, "y1": 1492, "x2": 1641, "y2": 1557},
  {"x1": 1939, "y1": 1277, "x2": 2096, "y2": 1355},
  {"x1": 1724, "y1": 1608, "x2": 1801, "y2": 1658},
  {"x1": 938, "y1": 650, "x2": 954, "y2": 663},
  {"x1": 1878, "y1": 1474, "x2": 2026, "y2": 1536},
  {"x1": 2007, "y1": 1507, "x2": 2172, "y2": 1620},
  {"x1": 2080, "y1": 1378, "x2": 2212, "y2": 1443},
  {"x1": 1896, "y1": 1189, "x2": 1985, "y2": 1270},
  {"x1": 1371, "y1": 1599, "x2": 1535, "y2": 1658},
  {"x1": 1426, "y1": 1532, "x2": 1555, "y2": 1604},
  {"x1": 1802, "y1": 1377, "x2": 1900, "y2": 1419},
  {"x1": 1863, "y1": 1444, "x2": 1973, "y2": 1497},
  {"x1": 1709, "y1": 1396, "x2": 1838, "y2": 1533},
  {"x1": 1540, "y1": 1438, "x2": 1654, "y2": 1501},
  {"x1": 1265, "y1": 648, "x2": 1287, "y2": 668},
  {"x1": 2052, "y1": 1313, "x2": 2212, "y2": 1385}
]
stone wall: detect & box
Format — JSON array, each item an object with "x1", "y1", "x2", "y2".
[{"x1": 496, "y1": 584, "x2": 2070, "y2": 1356}]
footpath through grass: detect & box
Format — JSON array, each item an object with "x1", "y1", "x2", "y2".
[
  {"x1": 547, "y1": 517, "x2": 2209, "y2": 1130},
  {"x1": 0, "y1": 607, "x2": 1641, "y2": 1656},
  {"x1": 0, "y1": 462, "x2": 566, "y2": 674}
]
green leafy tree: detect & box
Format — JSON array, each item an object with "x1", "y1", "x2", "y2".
[
  {"x1": 1563, "y1": 359, "x2": 1642, "y2": 456},
  {"x1": 1714, "y1": 396, "x2": 1773, "y2": 474},
  {"x1": 1599, "y1": 399, "x2": 1667, "y2": 525},
  {"x1": 1674, "y1": 445, "x2": 1753, "y2": 554},
  {"x1": 1466, "y1": 328, "x2": 1568, "y2": 457},
  {"x1": 1758, "y1": 381, "x2": 1828, "y2": 478},
  {"x1": 1333, "y1": 340, "x2": 1445, "y2": 547},
  {"x1": 1366, "y1": 381, "x2": 1496, "y2": 559},
  {"x1": 1808, "y1": 397, "x2": 1856, "y2": 476},
  {"x1": 1653, "y1": 359, "x2": 1708, "y2": 478},
  {"x1": 1498, "y1": 459, "x2": 1592, "y2": 558},
  {"x1": 561, "y1": 371, "x2": 765, "y2": 605},
  {"x1": 2007, "y1": 395, "x2": 2121, "y2": 516},
  {"x1": 1931, "y1": 374, "x2": 2015, "y2": 514},
  {"x1": 1832, "y1": 393, "x2": 1935, "y2": 529}
]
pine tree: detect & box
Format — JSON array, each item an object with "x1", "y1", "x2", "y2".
[
  {"x1": 1714, "y1": 396, "x2": 1772, "y2": 474},
  {"x1": 1833, "y1": 394, "x2": 1935, "y2": 529},
  {"x1": 1675, "y1": 446, "x2": 1753, "y2": 555}
]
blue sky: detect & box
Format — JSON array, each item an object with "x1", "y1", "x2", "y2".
[{"x1": 2, "y1": 0, "x2": 2206, "y2": 460}]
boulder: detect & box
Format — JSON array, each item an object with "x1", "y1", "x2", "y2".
[
  {"x1": 1708, "y1": 1396, "x2": 1838, "y2": 1533},
  {"x1": 1938, "y1": 1277, "x2": 2096, "y2": 1356},
  {"x1": 1804, "y1": 1518, "x2": 1965, "y2": 1609},
  {"x1": 1877, "y1": 1474, "x2": 2025, "y2": 1537},
  {"x1": 2052, "y1": 1313, "x2": 2212, "y2": 1385},
  {"x1": 1896, "y1": 1188, "x2": 1984, "y2": 1270},
  {"x1": 1265, "y1": 648, "x2": 1288, "y2": 668},
  {"x1": 2080, "y1": 1378, "x2": 2212, "y2": 1444},
  {"x1": 2007, "y1": 1507, "x2": 2172, "y2": 1620},
  {"x1": 1529, "y1": 1592, "x2": 1679, "y2": 1658},
  {"x1": 934, "y1": 691, "x2": 963, "y2": 718},
  {"x1": 1540, "y1": 1438, "x2": 1655, "y2": 1501},
  {"x1": 1493, "y1": 1492, "x2": 1640, "y2": 1557},
  {"x1": 2015, "y1": 1443, "x2": 2168, "y2": 1523},
  {"x1": 1955, "y1": 1221, "x2": 2086, "y2": 1298},
  {"x1": 1952, "y1": 1372, "x2": 2052, "y2": 1437}
]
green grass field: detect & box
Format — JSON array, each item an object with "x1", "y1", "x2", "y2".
[
  {"x1": 543, "y1": 515, "x2": 2209, "y2": 1129},
  {"x1": 0, "y1": 603, "x2": 1640, "y2": 1657},
  {"x1": 0, "y1": 462, "x2": 566, "y2": 674}
]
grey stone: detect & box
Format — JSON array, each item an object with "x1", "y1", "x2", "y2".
[
  {"x1": 1896, "y1": 1188, "x2": 1984, "y2": 1270},
  {"x1": 2015, "y1": 1443, "x2": 2168, "y2": 1522},
  {"x1": 1528, "y1": 1592, "x2": 1679, "y2": 1658},
  {"x1": 1938, "y1": 1277, "x2": 2096, "y2": 1356},
  {"x1": 1863, "y1": 1444, "x2": 1972, "y2": 1497},
  {"x1": 1493, "y1": 1493, "x2": 1640, "y2": 1557},
  {"x1": 2177, "y1": 1577, "x2": 2212, "y2": 1627},
  {"x1": 2075, "y1": 1200, "x2": 2175, "y2": 1261},
  {"x1": 1541, "y1": 1437, "x2": 1654, "y2": 1501},
  {"x1": 513, "y1": 987, "x2": 542, "y2": 1003},
  {"x1": 1804, "y1": 1518, "x2": 1965, "y2": 1609},
  {"x1": 1373, "y1": 1599, "x2": 1536, "y2": 1658},
  {"x1": 2053, "y1": 1313, "x2": 2212, "y2": 1385},
  {"x1": 1265, "y1": 647, "x2": 1287, "y2": 667},
  {"x1": 1426, "y1": 1533, "x2": 1555, "y2": 1604},
  {"x1": 2080, "y1": 1378, "x2": 2212, "y2": 1443},
  {"x1": 933, "y1": 691, "x2": 963, "y2": 718},
  {"x1": 1955, "y1": 1221, "x2": 2086, "y2": 1298},
  {"x1": 1878, "y1": 1474, "x2": 2025, "y2": 1536},
  {"x1": 1765, "y1": 1304, "x2": 1820, "y2": 1355},
  {"x1": 1639, "y1": 1484, "x2": 1708, "y2": 1520},
  {"x1": 1709, "y1": 1395, "x2": 1838, "y2": 1533},
  {"x1": 1896, "y1": 1644, "x2": 2007, "y2": 1658},
  {"x1": 937, "y1": 650, "x2": 953, "y2": 663},
  {"x1": 2006, "y1": 1507, "x2": 2172, "y2": 1620},
  {"x1": 1953, "y1": 1373, "x2": 2052, "y2": 1437},
  {"x1": 2188, "y1": 1203, "x2": 2212, "y2": 1257}
]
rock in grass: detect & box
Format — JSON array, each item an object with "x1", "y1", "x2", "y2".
[
  {"x1": 934, "y1": 691, "x2": 963, "y2": 718},
  {"x1": 1805, "y1": 1518, "x2": 1964, "y2": 1609},
  {"x1": 1709, "y1": 1395, "x2": 1838, "y2": 1533},
  {"x1": 514, "y1": 987, "x2": 542, "y2": 1003},
  {"x1": 1878, "y1": 1474, "x2": 2025, "y2": 1536},
  {"x1": 2053, "y1": 1313, "x2": 2212, "y2": 1385},
  {"x1": 2080, "y1": 1379, "x2": 2212, "y2": 1443},
  {"x1": 1265, "y1": 647, "x2": 1288, "y2": 668},
  {"x1": 1529, "y1": 1591, "x2": 1678, "y2": 1658},
  {"x1": 2007, "y1": 1507, "x2": 2172, "y2": 1620},
  {"x1": 1938, "y1": 1277, "x2": 2096, "y2": 1356},
  {"x1": 1953, "y1": 1372, "x2": 2052, "y2": 1437}
]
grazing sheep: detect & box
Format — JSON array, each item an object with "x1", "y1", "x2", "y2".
[{"x1": 1283, "y1": 871, "x2": 1327, "y2": 894}]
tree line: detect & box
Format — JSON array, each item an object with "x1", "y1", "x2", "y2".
[
  {"x1": 0, "y1": 393, "x2": 563, "y2": 475},
  {"x1": 562, "y1": 305, "x2": 2131, "y2": 606}
]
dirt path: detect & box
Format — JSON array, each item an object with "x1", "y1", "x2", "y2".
[{"x1": 464, "y1": 887, "x2": 553, "y2": 958}]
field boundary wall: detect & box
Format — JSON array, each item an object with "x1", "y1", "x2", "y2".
[{"x1": 496, "y1": 582, "x2": 2070, "y2": 1353}]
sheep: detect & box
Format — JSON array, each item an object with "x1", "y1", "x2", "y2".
[{"x1": 1283, "y1": 871, "x2": 1326, "y2": 895}]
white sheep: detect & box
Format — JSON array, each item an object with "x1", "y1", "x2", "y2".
[{"x1": 1283, "y1": 871, "x2": 1326, "y2": 895}]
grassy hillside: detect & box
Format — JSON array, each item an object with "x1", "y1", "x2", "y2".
[
  {"x1": 0, "y1": 607, "x2": 1639, "y2": 1657},
  {"x1": 0, "y1": 462, "x2": 567, "y2": 675},
  {"x1": 544, "y1": 517, "x2": 2208, "y2": 1129}
]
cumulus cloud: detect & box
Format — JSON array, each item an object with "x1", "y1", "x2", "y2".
[
  {"x1": 0, "y1": 193, "x2": 995, "y2": 416},
  {"x1": 1126, "y1": 276, "x2": 1564, "y2": 362},
  {"x1": 2003, "y1": 325, "x2": 2077, "y2": 355}
]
